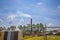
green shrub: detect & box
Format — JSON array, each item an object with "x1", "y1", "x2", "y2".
[{"x1": 56, "y1": 32, "x2": 60, "y2": 35}]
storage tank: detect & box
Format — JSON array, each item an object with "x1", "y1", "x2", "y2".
[{"x1": 0, "y1": 30, "x2": 23, "y2": 40}]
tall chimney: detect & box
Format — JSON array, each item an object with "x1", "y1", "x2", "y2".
[{"x1": 31, "y1": 18, "x2": 32, "y2": 34}]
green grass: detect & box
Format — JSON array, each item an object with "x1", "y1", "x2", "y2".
[{"x1": 24, "y1": 36, "x2": 60, "y2": 40}]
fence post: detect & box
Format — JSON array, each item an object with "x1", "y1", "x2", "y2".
[{"x1": 44, "y1": 24, "x2": 47, "y2": 40}]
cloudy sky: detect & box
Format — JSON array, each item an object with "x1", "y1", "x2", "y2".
[{"x1": 0, "y1": 0, "x2": 60, "y2": 27}]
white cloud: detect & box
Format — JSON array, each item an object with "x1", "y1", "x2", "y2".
[
  {"x1": 7, "y1": 14, "x2": 17, "y2": 22},
  {"x1": 0, "y1": 19, "x2": 3, "y2": 22},
  {"x1": 44, "y1": 17, "x2": 60, "y2": 22},
  {"x1": 21, "y1": 13, "x2": 32, "y2": 18},
  {"x1": 57, "y1": 6, "x2": 60, "y2": 9},
  {"x1": 7, "y1": 11, "x2": 32, "y2": 22},
  {"x1": 52, "y1": 6, "x2": 60, "y2": 15},
  {"x1": 44, "y1": 17, "x2": 51, "y2": 21},
  {"x1": 17, "y1": 11, "x2": 32, "y2": 18},
  {"x1": 47, "y1": 23, "x2": 54, "y2": 27},
  {"x1": 37, "y1": 2, "x2": 43, "y2": 5},
  {"x1": 18, "y1": 18, "x2": 24, "y2": 25}
]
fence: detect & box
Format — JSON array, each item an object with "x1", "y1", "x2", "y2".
[{"x1": 44, "y1": 26, "x2": 60, "y2": 40}]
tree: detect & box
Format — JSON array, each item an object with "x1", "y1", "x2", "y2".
[
  {"x1": 0, "y1": 27, "x2": 3, "y2": 31},
  {"x1": 27, "y1": 24, "x2": 31, "y2": 31},
  {"x1": 56, "y1": 32, "x2": 60, "y2": 35},
  {"x1": 32, "y1": 24, "x2": 36, "y2": 32},
  {"x1": 18, "y1": 25, "x2": 23, "y2": 30},
  {"x1": 53, "y1": 30, "x2": 57, "y2": 32},
  {"x1": 7, "y1": 27, "x2": 10, "y2": 30},
  {"x1": 3, "y1": 27, "x2": 6, "y2": 30},
  {"x1": 49, "y1": 31, "x2": 53, "y2": 35},
  {"x1": 40, "y1": 23, "x2": 44, "y2": 32},
  {"x1": 10, "y1": 26, "x2": 16, "y2": 30},
  {"x1": 36, "y1": 24, "x2": 40, "y2": 32},
  {"x1": 23, "y1": 25, "x2": 27, "y2": 30}
]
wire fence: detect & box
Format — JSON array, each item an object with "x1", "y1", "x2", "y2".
[{"x1": 44, "y1": 26, "x2": 60, "y2": 40}]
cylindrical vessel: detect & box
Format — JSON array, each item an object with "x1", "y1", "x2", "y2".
[{"x1": 0, "y1": 30, "x2": 23, "y2": 40}]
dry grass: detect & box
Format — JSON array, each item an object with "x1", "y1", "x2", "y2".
[{"x1": 24, "y1": 36, "x2": 60, "y2": 40}]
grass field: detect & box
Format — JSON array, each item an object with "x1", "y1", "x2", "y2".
[{"x1": 24, "y1": 36, "x2": 60, "y2": 40}]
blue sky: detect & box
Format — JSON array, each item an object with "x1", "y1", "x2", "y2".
[{"x1": 0, "y1": 0, "x2": 60, "y2": 27}]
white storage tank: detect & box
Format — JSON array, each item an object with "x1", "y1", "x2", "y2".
[{"x1": 0, "y1": 30, "x2": 23, "y2": 40}]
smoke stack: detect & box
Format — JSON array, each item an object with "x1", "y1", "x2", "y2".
[{"x1": 31, "y1": 18, "x2": 32, "y2": 34}]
